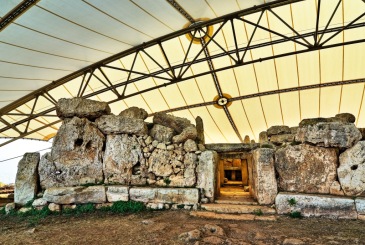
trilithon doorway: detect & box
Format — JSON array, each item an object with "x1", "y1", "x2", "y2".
[{"x1": 217, "y1": 153, "x2": 254, "y2": 203}]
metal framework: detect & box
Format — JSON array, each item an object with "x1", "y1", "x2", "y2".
[{"x1": 0, "y1": 0, "x2": 365, "y2": 147}]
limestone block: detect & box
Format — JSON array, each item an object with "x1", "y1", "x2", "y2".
[
  {"x1": 183, "y1": 153, "x2": 198, "y2": 187},
  {"x1": 296, "y1": 122, "x2": 361, "y2": 148},
  {"x1": 275, "y1": 144, "x2": 338, "y2": 194},
  {"x1": 130, "y1": 187, "x2": 199, "y2": 204},
  {"x1": 43, "y1": 186, "x2": 106, "y2": 204},
  {"x1": 48, "y1": 203, "x2": 61, "y2": 212},
  {"x1": 153, "y1": 112, "x2": 197, "y2": 143},
  {"x1": 196, "y1": 151, "x2": 218, "y2": 202},
  {"x1": 184, "y1": 139, "x2": 198, "y2": 152},
  {"x1": 275, "y1": 192, "x2": 357, "y2": 219},
  {"x1": 269, "y1": 134, "x2": 295, "y2": 145},
  {"x1": 95, "y1": 115, "x2": 147, "y2": 135},
  {"x1": 259, "y1": 131, "x2": 268, "y2": 144},
  {"x1": 5, "y1": 203, "x2": 15, "y2": 214},
  {"x1": 39, "y1": 117, "x2": 104, "y2": 189},
  {"x1": 106, "y1": 186, "x2": 129, "y2": 202},
  {"x1": 32, "y1": 198, "x2": 48, "y2": 207},
  {"x1": 149, "y1": 124, "x2": 175, "y2": 143},
  {"x1": 195, "y1": 116, "x2": 205, "y2": 145},
  {"x1": 355, "y1": 198, "x2": 365, "y2": 215},
  {"x1": 148, "y1": 149, "x2": 174, "y2": 177},
  {"x1": 56, "y1": 98, "x2": 110, "y2": 120},
  {"x1": 267, "y1": 125, "x2": 291, "y2": 136},
  {"x1": 338, "y1": 141, "x2": 365, "y2": 196},
  {"x1": 330, "y1": 181, "x2": 344, "y2": 196},
  {"x1": 103, "y1": 134, "x2": 146, "y2": 184},
  {"x1": 119, "y1": 106, "x2": 148, "y2": 120},
  {"x1": 15, "y1": 152, "x2": 40, "y2": 206},
  {"x1": 252, "y1": 148, "x2": 277, "y2": 205}
]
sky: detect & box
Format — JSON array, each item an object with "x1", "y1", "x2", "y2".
[{"x1": 0, "y1": 138, "x2": 52, "y2": 184}]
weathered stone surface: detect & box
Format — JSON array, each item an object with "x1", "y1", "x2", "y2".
[
  {"x1": 299, "y1": 113, "x2": 356, "y2": 127},
  {"x1": 183, "y1": 153, "x2": 198, "y2": 187},
  {"x1": 251, "y1": 148, "x2": 277, "y2": 205},
  {"x1": 269, "y1": 134, "x2": 294, "y2": 145},
  {"x1": 15, "y1": 152, "x2": 40, "y2": 206},
  {"x1": 330, "y1": 181, "x2": 345, "y2": 196},
  {"x1": 355, "y1": 198, "x2": 365, "y2": 215},
  {"x1": 103, "y1": 134, "x2": 146, "y2": 185},
  {"x1": 95, "y1": 115, "x2": 147, "y2": 135},
  {"x1": 148, "y1": 149, "x2": 174, "y2": 177},
  {"x1": 296, "y1": 122, "x2": 361, "y2": 148},
  {"x1": 196, "y1": 116, "x2": 205, "y2": 145},
  {"x1": 290, "y1": 127, "x2": 299, "y2": 134},
  {"x1": 275, "y1": 193, "x2": 357, "y2": 219},
  {"x1": 338, "y1": 141, "x2": 365, "y2": 196},
  {"x1": 129, "y1": 187, "x2": 199, "y2": 204},
  {"x1": 267, "y1": 125, "x2": 291, "y2": 136},
  {"x1": 153, "y1": 112, "x2": 197, "y2": 143},
  {"x1": 19, "y1": 207, "x2": 32, "y2": 213},
  {"x1": 178, "y1": 229, "x2": 201, "y2": 242},
  {"x1": 5, "y1": 203, "x2": 15, "y2": 214},
  {"x1": 43, "y1": 186, "x2": 106, "y2": 204},
  {"x1": 106, "y1": 186, "x2": 129, "y2": 202},
  {"x1": 149, "y1": 124, "x2": 175, "y2": 143},
  {"x1": 259, "y1": 131, "x2": 268, "y2": 144},
  {"x1": 39, "y1": 117, "x2": 104, "y2": 189},
  {"x1": 243, "y1": 135, "x2": 250, "y2": 144},
  {"x1": 205, "y1": 143, "x2": 259, "y2": 153},
  {"x1": 32, "y1": 198, "x2": 47, "y2": 207},
  {"x1": 172, "y1": 126, "x2": 197, "y2": 144},
  {"x1": 275, "y1": 144, "x2": 338, "y2": 194},
  {"x1": 56, "y1": 98, "x2": 110, "y2": 120},
  {"x1": 119, "y1": 106, "x2": 148, "y2": 120},
  {"x1": 48, "y1": 203, "x2": 61, "y2": 212},
  {"x1": 197, "y1": 151, "x2": 218, "y2": 203},
  {"x1": 184, "y1": 139, "x2": 197, "y2": 152}
]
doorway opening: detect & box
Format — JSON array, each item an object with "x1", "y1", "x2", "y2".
[{"x1": 217, "y1": 153, "x2": 253, "y2": 202}]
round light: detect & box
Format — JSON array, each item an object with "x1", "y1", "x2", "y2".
[{"x1": 217, "y1": 97, "x2": 228, "y2": 106}]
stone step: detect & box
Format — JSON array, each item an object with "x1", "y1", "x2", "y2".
[
  {"x1": 190, "y1": 211, "x2": 277, "y2": 221},
  {"x1": 201, "y1": 203, "x2": 276, "y2": 215},
  {"x1": 215, "y1": 199, "x2": 258, "y2": 205}
]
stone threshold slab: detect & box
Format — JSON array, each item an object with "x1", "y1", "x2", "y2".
[
  {"x1": 201, "y1": 203, "x2": 276, "y2": 214},
  {"x1": 190, "y1": 211, "x2": 277, "y2": 221}
]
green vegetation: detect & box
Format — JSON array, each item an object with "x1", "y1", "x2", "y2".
[
  {"x1": 0, "y1": 207, "x2": 5, "y2": 215},
  {"x1": 109, "y1": 201, "x2": 146, "y2": 213},
  {"x1": 176, "y1": 204, "x2": 185, "y2": 209},
  {"x1": 287, "y1": 198, "x2": 297, "y2": 206},
  {"x1": 260, "y1": 143, "x2": 274, "y2": 149},
  {"x1": 289, "y1": 211, "x2": 302, "y2": 219},
  {"x1": 252, "y1": 209, "x2": 263, "y2": 216},
  {"x1": 163, "y1": 177, "x2": 171, "y2": 186}
]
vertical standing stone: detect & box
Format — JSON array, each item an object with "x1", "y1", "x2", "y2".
[
  {"x1": 251, "y1": 148, "x2": 277, "y2": 205},
  {"x1": 196, "y1": 151, "x2": 218, "y2": 203},
  {"x1": 241, "y1": 159, "x2": 249, "y2": 186},
  {"x1": 195, "y1": 116, "x2": 205, "y2": 145},
  {"x1": 15, "y1": 153, "x2": 40, "y2": 206}
]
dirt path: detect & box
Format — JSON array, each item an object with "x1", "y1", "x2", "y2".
[{"x1": 0, "y1": 210, "x2": 364, "y2": 245}]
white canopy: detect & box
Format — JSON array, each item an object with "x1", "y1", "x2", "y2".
[{"x1": 0, "y1": 0, "x2": 364, "y2": 145}]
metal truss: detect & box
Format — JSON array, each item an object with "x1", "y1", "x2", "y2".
[{"x1": 0, "y1": 0, "x2": 365, "y2": 147}]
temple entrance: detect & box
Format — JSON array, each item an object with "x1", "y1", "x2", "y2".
[{"x1": 217, "y1": 152, "x2": 254, "y2": 203}]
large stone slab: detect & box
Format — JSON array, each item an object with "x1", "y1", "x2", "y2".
[
  {"x1": 15, "y1": 153, "x2": 40, "y2": 205},
  {"x1": 267, "y1": 125, "x2": 291, "y2": 136},
  {"x1": 39, "y1": 117, "x2": 104, "y2": 189},
  {"x1": 196, "y1": 151, "x2": 218, "y2": 203},
  {"x1": 275, "y1": 144, "x2": 338, "y2": 194},
  {"x1": 153, "y1": 112, "x2": 197, "y2": 143},
  {"x1": 338, "y1": 141, "x2": 365, "y2": 196},
  {"x1": 149, "y1": 124, "x2": 175, "y2": 143},
  {"x1": 130, "y1": 187, "x2": 199, "y2": 204},
  {"x1": 95, "y1": 115, "x2": 147, "y2": 135},
  {"x1": 56, "y1": 98, "x2": 110, "y2": 120},
  {"x1": 106, "y1": 186, "x2": 129, "y2": 202},
  {"x1": 355, "y1": 198, "x2": 365, "y2": 215},
  {"x1": 103, "y1": 134, "x2": 146, "y2": 185},
  {"x1": 195, "y1": 116, "x2": 205, "y2": 145},
  {"x1": 275, "y1": 193, "x2": 357, "y2": 219},
  {"x1": 148, "y1": 149, "x2": 174, "y2": 177},
  {"x1": 119, "y1": 106, "x2": 148, "y2": 120},
  {"x1": 251, "y1": 148, "x2": 277, "y2": 205},
  {"x1": 205, "y1": 143, "x2": 259, "y2": 153},
  {"x1": 296, "y1": 121, "x2": 361, "y2": 148},
  {"x1": 43, "y1": 186, "x2": 106, "y2": 204}
]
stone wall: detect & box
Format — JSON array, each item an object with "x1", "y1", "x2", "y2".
[{"x1": 14, "y1": 98, "x2": 218, "y2": 208}]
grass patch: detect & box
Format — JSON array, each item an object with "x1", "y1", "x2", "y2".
[
  {"x1": 287, "y1": 198, "x2": 297, "y2": 206},
  {"x1": 252, "y1": 209, "x2": 263, "y2": 216},
  {"x1": 260, "y1": 143, "x2": 274, "y2": 149},
  {"x1": 163, "y1": 177, "x2": 171, "y2": 186},
  {"x1": 177, "y1": 204, "x2": 185, "y2": 209},
  {"x1": 109, "y1": 201, "x2": 145, "y2": 214},
  {"x1": 289, "y1": 211, "x2": 302, "y2": 219}
]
